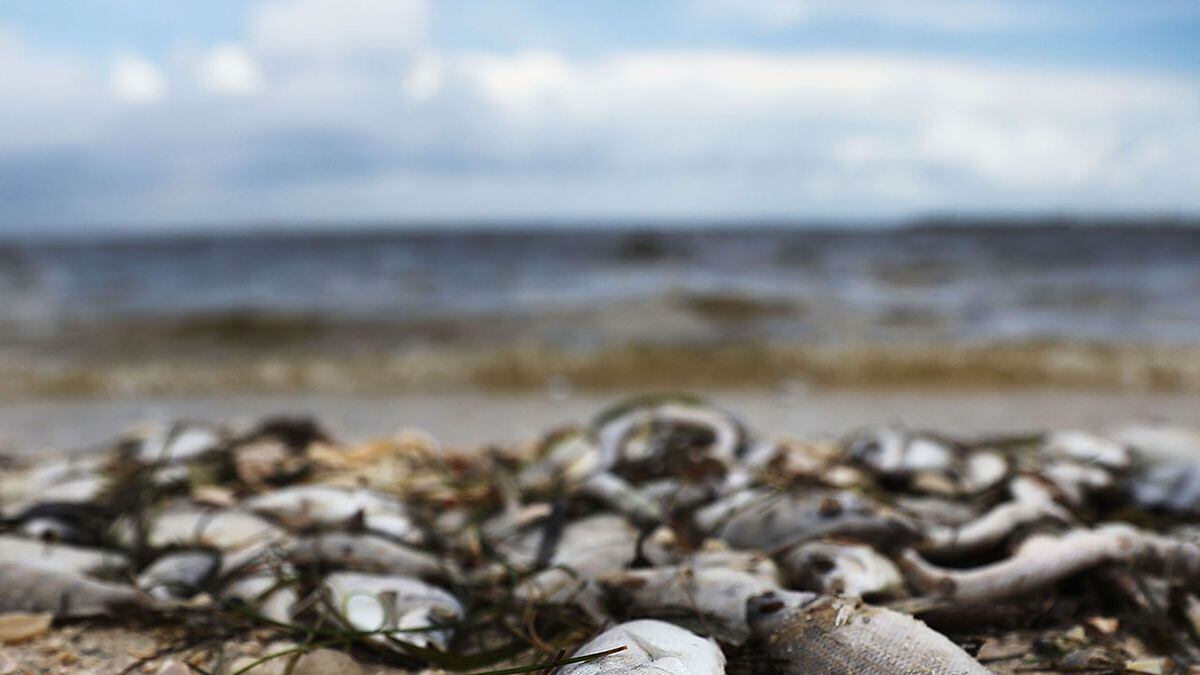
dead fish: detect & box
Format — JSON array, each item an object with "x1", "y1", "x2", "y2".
[
  {"x1": 3, "y1": 477, "x2": 110, "y2": 524},
  {"x1": 636, "y1": 478, "x2": 719, "y2": 517},
  {"x1": 15, "y1": 515, "x2": 94, "y2": 545},
  {"x1": 1112, "y1": 423, "x2": 1200, "y2": 463},
  {"x1": 692, "y1": 489, "x2": 768, "y2": 535},
  {"x1": 1132, "y1": 459, "x2": 1200, "y2": 516},
  {"x1": 1043, "y1": 430, "x2": 1132, "y2": 471},
  {"x1": 0, "y1": 561, "x2": 148, "y2": 618},
  {"x1": 579, "y1": 471, "x2": 664, "y2": 525},
  {"x1": 556, "y1": 619, "x2": 726, "y2": 675},
  {"x1": 137, "y1": 422, "x2": 224, "y2": 464},
  {"x1": 0, "y1": 535, "x2": 127, "y2": 576},
  {"x1": 847, "y1": 426, "x2": 1007, "y2": 496},
  {"x1": 1038, "y1": 460, "x2": 1117, "y2": 506},
  {"x1": 599, "y1": 564, "x2": 784, "y2": 644},
  {"x1": 222, "y1": 568, "x2": 298, "y2": 625},
  {"x1": 136, "y1": 504, "x2": 287, "y2": 550},
  {"x1": 138, "y1": 550, "x2": 219, "y2": 600},
  {"x1": 22, "y1": 454, "x2": 107, "y2": 494},
  {"x1": 323, "y1": 572, "x2": 462, "y2": 651},
  {"x1": 243, "y1": 485, "x2": 422, "y2": 543},
  {"x1": 902, "y1": 522, "x2": 1200, "y2": 604},
  {"x1": 513, "y1": 514, "x2": 639, "y2": 604},
  {"x1": 518, "y1": 430, "x2": 603, "y2": 491},
  {"x1": 285, "y1": 532, "x2": 444, "y2": 579},
  {"x1": 846, "y1": 425, "x2": 954, "y2": 476},
  {"x1": 595, "y1": 400, "x2": 743, "y2": 478},
  {"x1": 746, "y1": 591, "x2": 990, "y2": 674},
  {"x1": 919, "y1": 476, "x2": 1072, "y2": 556},
  {"x1": 712, "y1": 490, "x2": 917, "y2": 551},
  {"x1": 778, "y1": 541, "x2": 904, "y2": 600}
]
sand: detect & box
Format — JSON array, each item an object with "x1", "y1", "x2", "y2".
[{"x1": 3, "y1": 387, "x2": 1199, "y2": 458}]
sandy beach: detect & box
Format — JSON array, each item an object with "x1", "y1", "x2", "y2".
[{"x1": 4, "y1": 387, "x2": 1199, "y2": 458}]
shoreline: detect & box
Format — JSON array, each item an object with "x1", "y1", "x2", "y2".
[{"x1": 6, "y1": 338, "x2": 1200, "y2": 401}]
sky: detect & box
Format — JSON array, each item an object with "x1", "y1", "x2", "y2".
[{"x1": 2, "y1": 1, "x2": 1200, "y2": 232}]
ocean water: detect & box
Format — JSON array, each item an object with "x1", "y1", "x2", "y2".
[{"x1": 2, "y1": 224, "x2": 1200, "y2": 394}]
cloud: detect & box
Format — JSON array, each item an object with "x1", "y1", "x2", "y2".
[
  {"x1": 697, "y1": 0, "x2": 1038, "y2": 31},
  {"x1": 249, "y1": 0, "x2": 428, "y2": 58},
  {"x1": 200, "y1": 45, "x2": 261, "y2": 95},
  {"x1": 110, "y1": 54, "x2": 166, "y2": 103},
  {"x1": 1, "y1": 0, "x2": 1199, "y2": 228}
]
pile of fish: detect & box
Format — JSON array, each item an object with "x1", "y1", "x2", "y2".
[{"x1": 3, "y1": 395, "x2": 1200, "y2": 673}]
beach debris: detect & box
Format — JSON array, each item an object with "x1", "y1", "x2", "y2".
[
  {"x1": 746, "y1": 591, "x2": 990, "y2": 674},
  {"x1": 502, "y1": 513, "x2": 639, "y2": 604},
  {"x1": 285, "y1": 532, "x2": 445, "y2": 579},
  {"x1": 918, "y1": 475, "x2": 1073, "y2": 556},
  {"x1": 0, "y1": 562, "x2": 148, "y2": 618},
  {"x1": 901, "y1": 522, "x2": 1200, "y2": 603},
  {"x1": 4, "y1": 395, "x2": 1200, "y2": 671},
  {"x1": 778, "y1": 540, "x2": 904, "y2": 599},
  {"x1": 600, "y1": 564, "x2": 785, "y2": 644},
  {"x1": 322, "y1": 572, "x2": 462, "y2": 651},
  {"x1": 710, "y1": 489, "x2": 917, "y2": 550},
  {"x1": 0, "y1": 612, "x2": 53, "y2": 644},
  {"x1": 135, "y1": 503, "x2": 286, "y2": 550},
  {"x1": 0, "y1": 535, "x2": 127, "y2": 576},
  {"x1": 244, "y1": 484, "x2": 422, "y2": 543},
  {"x1": 557, "y1": 619, "x2": 726, "y2": 674},
  {"x1": 137, "y1": 550, "x2": 220, "y2": 600}
]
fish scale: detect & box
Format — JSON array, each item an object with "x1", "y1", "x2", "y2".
[{"x1": 750, "y1": 595, "x2": 991, "y2": 674}]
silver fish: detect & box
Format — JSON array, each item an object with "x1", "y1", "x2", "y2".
[
  {"x1": 919, "y1": 476, "x2": 1072, "y2": 556},
  {"x1": 902, "y1": 522, "x2": 1200, "y2": 603},
  {"x1": 518, "y1": 430, "x2": 602, "y2": 492},
  {"x1": 1042, "y1": 430, "x2": 1132, "y2": 471},
  {"x1": 222, "y1": 568, "x2": 298, "y2": 625},
  {"x1": 596, "y1": 400, "x2": 743, "y2": 476},
  {"x1": 778, "y1": 541, "x2": 904, "y2": 600},
  {"x1": 746, "y1": 591, "x2": 990, "y2": 674},
  {"x1": 511, "y1": 514, "x2": 639, "y2": 604},
  {"x1": 846, "y1": 425, "x2": 954, "y2": 476},
  {"x1": 243, "y1": 484, "x2": 423, "y2": 544},
  {"x1": 285, "y1": 532, "x2": 445, "y2": 579},
  {"x1": 0, "y1": 561, "x2": 148, "y2": 618},
  {"x1": 323, "y1": 572, "x2": 462, "y2": 651},
  {"x1": 712, "y1": 490, "x2": 917, "y2": 551},
  {"x1": 847, "y1": 426, "x2": 1007, "y2": 496},
  {"x1": 134, "y1": 503, "x2": 287, "y2": 550},
  {"x1": 599, "y1": 564, "x2": 783, "y2": 644},
  {"x1": 138, "y1": 550, "x2": 219, "y2": 600},
  {"x1": 579, "y1": 471, "x2": 664, "y2": 525},
  {"x1": 556, "y1": 619, "x2": 726, "y2": 675},
  {"x1": 136, "y1": 422, "x2": 224, "y2": 464},
  {"x1": 0, "y1": 535, "x2": 127, "y2": 576}
]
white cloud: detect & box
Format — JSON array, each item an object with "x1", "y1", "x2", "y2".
[
  {"x1": 110, "y1": 54, "x2": 166, "y2": 103},
  {"x1": 249, "y1": 0, "x2": 428, "y2": 58},
  {"x1": 699, "y1": 0, "x2": 1038, "y2": 31},
  {"x1": 403, "y1": 55, "x2": 443, "y2": 101},
  {"x1": 1, "y1": 2, "x2": 1199, "y2": 227},
  {"x1": 200, "y1": 45, "x2": 261, "y2": 95}
]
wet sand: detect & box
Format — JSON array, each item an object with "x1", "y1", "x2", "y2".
[{"x1": 3, "y1": 387, "x2": 1199, "y2": 457}]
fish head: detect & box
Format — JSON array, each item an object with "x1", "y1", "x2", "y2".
[{"x1": 745, "y1": 590, "x2": 816, "y2": 638}]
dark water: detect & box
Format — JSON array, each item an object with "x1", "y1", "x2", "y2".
[{"x1": 3, "y1": 225, "x2": 1199, "y2": 349}]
